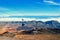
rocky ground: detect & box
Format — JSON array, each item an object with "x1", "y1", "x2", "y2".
[
  {"x1": 0, "y1": 36, "x2": 13, "y2": 40},
  {"x1": 0, "y1": 34, "x2": 60, "y2": 40},
  {"x1": 13, "y1": 34, "x2": 60, "y2": 40}
]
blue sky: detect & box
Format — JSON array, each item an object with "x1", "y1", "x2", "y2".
[{"x1": 0, "y1": 0, "x2": 60, "y2": 19}]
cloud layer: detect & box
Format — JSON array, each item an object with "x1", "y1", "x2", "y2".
[
  {"x1": 44, "y1": 0, "x2": 60, "y2": 5},
  {"x1": 0, "y1": 18, "x2": 60, "y2": 22},
  {"x1": 0, "y1": 7, "x2": 60, "y2": 21}
]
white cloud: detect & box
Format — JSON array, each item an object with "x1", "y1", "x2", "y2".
[
  {"x1": 0, "y1": 7, "x2": 9, "y2": 11},
  {"x1": 0, "y1": 7, "x2": 60, "y2": 19},
  {"x1": 0, "y1": 7, "x2": 10, "y2": 14},
  {"x1": 40, "y1": 18, "x2": 60, "y2": 22},
  {"x1": 0, "y1": 7, "x2": 59, "y2": 16},
  {"x1": 0, "y1": 18, "x2": 37, "y2": 21},
  {"x1": 0, "y1": 13, "x2": 60, "y2": 18},
  {"x1": 44, "y1": 0, "x2": 60, "y2": 5},
  {"x1": 0, "y1": 18, "x2": 60, "y2": 23}
]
